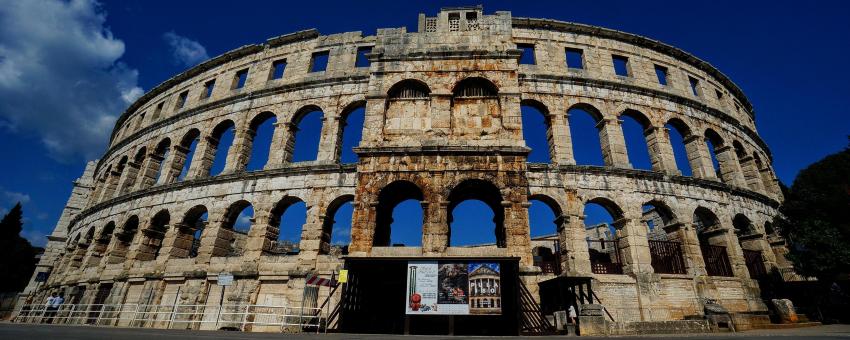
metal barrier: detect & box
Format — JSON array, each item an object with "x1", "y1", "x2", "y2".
[{"x1": 12, "y1": 303, "x2": 324, "y2": 332}]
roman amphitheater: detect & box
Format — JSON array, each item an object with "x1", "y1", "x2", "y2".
[{"x1": 18, "y1": 6, "x2": 798, "y2": 336}]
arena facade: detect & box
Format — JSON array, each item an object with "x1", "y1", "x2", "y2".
[{"x1": 19, "y1": 6, "x2": 796, "y2": 335}]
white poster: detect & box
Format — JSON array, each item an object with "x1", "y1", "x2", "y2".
[{"x1": 405, "y1": 261, "x2": 501, "y2": 315}]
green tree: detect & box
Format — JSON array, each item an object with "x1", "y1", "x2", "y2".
[
  {"x1": 774, "y1": 140, "x2": 850, "y2": 281},
  {"x1": 0, "y1": 203, "x2": 38, "y2": 292}
]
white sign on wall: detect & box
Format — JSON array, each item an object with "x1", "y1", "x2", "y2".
[
  {"x1": 217, "y1": 272, "x2": 234, "y2": 286},
  {"x1": 405, "y1": 261, "x2": 501, "y2": 315}
]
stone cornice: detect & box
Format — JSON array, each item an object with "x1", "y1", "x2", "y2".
[
  {"x1": 353, "y1": 145, "x2": 531, "y2": 156},
  {"x1": 519, "y1": 74, "x2": 772, "y2": 161},
  {"x1": 511, "y1": 17, "x2": 755, "y2": 117}
]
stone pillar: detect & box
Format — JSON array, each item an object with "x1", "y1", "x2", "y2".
[
  {"x1": 196, "y1": 215, "x2": 230, "y2": 264},
  {"x1": 550, "y1": 112, "x2": 574, "y2": 165},
  {"x1": 186, "y1": 135, "x2": 218, "y2": 180},
  {"x1": 279, "y1": 123, "x2": 297, "y2": 164},
  {"x1": 759, "y1": 168, "x2": 781, "y2": 198},
  {"x1": 738, "y1": 155, "x2": 765, "y2": 193},
  {"x1": 264, "y1": 122, "x2": 288, "y2": 169},
  {"x1": 646, "y1": 126, "x2": 680, "y2": 175},
  {"x1": 298, "y1": 199, "x2": 326, "y2": 264},
  {"x1": 162, "y1": 145, "x2": 189, "y2": 183},
  {"x1": 316, "y1": 115, "x2": 342, "y2": 163},
  {"x1": 739, "y1": 234, "x2": 779, "y2": 273},
  {"x1": 114, "y1": 162, "x2": 141, "y2": 197},
  {"x1": 613, "y1": 216, "x2": 654, "y2": 274},
  {"x1": 242, "y1": 205, "x2": 272, "y2": 260},
  {"x1": 597, "y1": 118, "x2": 631, "y2": 168},
  {"x1": 715, "y1": 145, "x2": 747, "y2": 187},
  {"x1": 505, "y1": 200, "x2": 532, "y2": 267},
  {"x1": 560, "y1": 213, "x2": 592, "y2": 276},
  {"x1": 721, "y1": 227, "x2": 751, "y2": 279},
  {"x1": 223, "y1": 128, "x2": 253, "y2": 174},
  {"x1": 349, "y1": 198, "x2": 377, "y2": 254},
  {"x1": 134, "y1": 153, "x2": 164, "y2": 190},
  {"x1": 360, "y1": 99, "x2": 389, "y2": 144},
  {"x1": 97, "y1": 170, "x2": 121, "y2": 202},
  {"x1": 668, "y1": 222, "x2": 707, "y2": 276},
  {"x1": 422, "y1": 199, "x2": 448, "y2": 255},
  {"x1": 685, "y1": 135, "x2": 717, "y2": 179}
]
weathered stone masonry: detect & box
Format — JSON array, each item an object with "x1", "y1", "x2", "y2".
[{"x1": 22, "y1": 6, "x2": 791, "y2": 331}]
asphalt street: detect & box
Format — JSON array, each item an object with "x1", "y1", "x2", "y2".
[{"x1": 0, "y1": 323, "x2": 849, "y2": 339}]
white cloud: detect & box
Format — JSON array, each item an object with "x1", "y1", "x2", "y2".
[
  {"x1": 2, "y1": 189, "x2": 31, "y2": 205},
  {"x1": 22, "y1": 228, "x2": 47, "y2": 247},
  {"x1": 163, "y1": 31, "x2": 209, "y2": 67},
  {"x1": 0, "y1": 0, "x2": 142, "y2": 161}
]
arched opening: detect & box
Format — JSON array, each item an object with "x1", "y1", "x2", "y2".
[
  {"x1": 108, "y1": 215, "x2": 139, "y2": 264},
  {"x1": 733, "y1": 214, "x2": 767, "y2": 278},
  {"x1": 88, "y1": 222, "x2": 115, "y2": 266},
  {"x1": 451, "y1": 77, "x2": 501, "y2": 137},
  {"x1": 209, "y1": 120, "x2": 236, "y2": 176},
  {"x1": 118, "y1": 148, "x2": 146, "y2": 195},
  {"x1": 177, "y1": 205, "x2": 208, "y2": 258},
  {"x1": 137, "y1": 210, "x2": 169, "y2": 261},
  {"x1": 289, "y1": 107, "x2": 324, "y2": 162},
  {"x1": 339, "y1": 103, "x2": 365, "y2": 164},
  {"x1": 246, "y1": 112, "x2": 277, "y2": 171},
  {"x1": 665, "y1": 119, "x2": 693, "y2": 176},
  {"x1": 384, "y1": 80, "x2": 432, "y2": 138},
  {"x1": 323, "y1": 196, "x2": 354, "y2": 255},
  {"x1": 528, "y1": 195, "x2": 562, "y2": 274},
  {"x1": 388, "y1": 79, "x2": 431, "y2": 100},
  {"x1": 267, "y1": 197, "x2": 306, "y2": 255},
  {"x1": 694, "y1": 207, "x2": 733, "y2": 277},
  {"x1": 753, "y1": 152, "x2": 775, "y2": 195},
  {"x1": 642, "y1": 201, "x2": 687, "y2": 274},
  {"x1": 152, "y1": 139, "x2": 171, "y2": 183},
  {"x1": 177, "y1": 129, "x2": 200, "y2": 181},
  {"x1": 219, "y1": 200, "x2": 254, "y2": 257},
  {"x1": 69, "y1": 229, "x2": 92, "y2": 269},
  {"x1": 374, "y1": 181, "x2": 424, "y2": 247},
  {"x1": 568, "y1": 104, "x2": 605, "y2": 166},
  {"x1": 620, "y1": 110, "x2": 652, "y2": 170},
  {"x1": 584, "y1": 198, "x2": 625, "y2": 274},
  {"x1": 704, "y1": 129, "x2": 724, "y2": 180},
  {"x1": 521, "y1": 100, "x2": 553, "y2": 163},
  {"x1": 733, "y1": 141, "x2": 759, "y2": 191},
  {"x1": 448, "y1": 179, "x2": 505, "y2": 247},
  {"x1": 452, "y1": 77, "x2": 498, "y2": 98}
]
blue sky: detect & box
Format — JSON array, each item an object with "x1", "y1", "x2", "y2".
[{"x1": 0, "y1": 0, "x2": 848, "y2": 248}]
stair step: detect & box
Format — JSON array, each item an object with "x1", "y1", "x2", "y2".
[{"x1": 754, "y1": 322, "x2": 822, "y2": 330}]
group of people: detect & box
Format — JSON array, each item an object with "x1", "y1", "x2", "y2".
[{"x1": 42, "y1": 292, "x2": 65, "y2": 323}]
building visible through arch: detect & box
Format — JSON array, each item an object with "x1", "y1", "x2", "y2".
[{"x1": 21, "y1": 5, "x2": 795, "y2": 337}]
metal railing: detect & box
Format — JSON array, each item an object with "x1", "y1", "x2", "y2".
[{"x1": 12, "y1": 303, "x2": 324, "y2": 333}]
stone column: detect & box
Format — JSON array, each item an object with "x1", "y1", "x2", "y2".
[
  {"x1": 738, "y1": 155, "x2": 765, "y2": 193},
  {"x1": 134, "y1": 153, "x2": 164, "y2": 190},
  {"x1": 360, "y1": 99, "x2": 389, "y2": 144},
  {"x1": 597, "y1": 118, "x2": 631, "y2": 168},
  {"x1": 279, "y1": 123, "x2": 297, "y2": 164},
  {"x1": 559, "y1": 213, "x2": 592, "y2": 276},
  {"x1": 298, "y1": 199, "x2": 326, "y2": 264},
  {"x1": 186, "y1": 135, "x2": 218, "y2": 180},
  {"x1": 505, "y1": 200, "x2": 532, "y2": 267},
  {"x1": 349, "y1": 198, "x2": 377, "y2": 255},
  {"x1": 646, "y1": 126, "x2": 679, "y2": 175},
  {"x1": 422, "y1": 199, "x2": 449, "y2": 256},
  {"x1": 158, "y1": 223, "x2": 195, "y2": 262},
  {"x1": 264, "y1": 122, "x2": 288, "y2": 169},
  {"x1": 114, "y1": 162, "x2": 141, "y2": 197},
  {"x1": 721, "y1": 227, "x2": 751, "y2": 279},
  {"x1": 685, "y1": 135, "x2": 717, "y2": 180},
  {"x1": 715, "y1": 145, "x2": 747, "y2": 187},
  {"x1": 97, "y1": 170, "x2": 121, "y2": 202},
  {"x1": 613, "y1": 215, "x2": 654, "y2": 274},
  {"x1": 550, "y1": 112, "x2": 574, "y2": 165},
  {"x1": 161, "y1": 145, "x2": 189, "y2": 183},
  {"x1": 242, "y1": 205, "x2": 272, "y2": 260},
  {"x1": 759, "y1": 168, "x2": 781, "y2": 198},
  {"x1": 316, "y1": 115, "x2": 342, "y2": 163},
  {"x1": 668, "y1": 222, "x2": 706, "y2": 276},
  {"x1": 223, "y1": 127, "x2": 253, "y2": 174}
]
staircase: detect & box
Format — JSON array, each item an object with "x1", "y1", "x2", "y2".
[{"x1": 518, "y1": 278, "x2": 554, "y2": 335}]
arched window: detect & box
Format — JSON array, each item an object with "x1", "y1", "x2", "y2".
[
  {"x1": 374, "y1": 181, "x2": 424, "y2": 247},
  {"x1": 388, "y1": 80, "x2": 430, "y2": 100},
  {"x1": 339, "y1": 103, "x2": 365, "y2": 164},
  {"x1": 704, "y1": 129, "x2": 725, "y2": 179},
  {"x1": 246, "y1": 112, "x2": 277, "y2": 171},
  {"x1": 137, "y1": 210, "x2": 169, "y2": 261},
  {"x1": 752, "y1": 152, "x2": 775, "y2": 195},
  {"x1": 584, "y1": 198, "x2": 625, "y2": 274},
  {"x1": 152, "y1": 138, "x2": 171, "y2": 183},
  {"x1": 521, "y1": 100, "x2": 552, "y2": 163},
  {"x1": 89, "y1": 222, "x2": 115, "y2": 264},
  {"x1": 528, "y1": 195, "x2": 562, "y2": 274},
  {"x1": 267, "y1": 197, "x2": 307, "y2": 255},
  {"x1": 179, "y1": 205, "x2": 208, "y2": 258},
  {"x1": 621, "y1": 110, "x2": 653, "y2": 170},
  {"x1": 177, "y1": 129, "x2": 200, "y2": 181},
  {"x1": 323, "y1": 196, "x2": 354, "y2": 255},
  {"x1": 220, "y1": 200, "x2": 254, "y2": 257},
  {"x1": 452, "y1": 77, "x2": 498, "y2": 98},
  {"x1": 448, "y1": 179, "x2": 504, "y2": 247},
  {"x1": 694, "y1": 207, "x2": 733, "y2": 277},
  {"x1": 733, "y1": 141, "x2": 760, "y2": 191},
  {"x1": 665, "y1": 119, "x2": 693, "y2": 176},
  {"x1": 209, "y1": 120, "x2": 236, "y2": 176},
  {"x1": 289, "y1": 107, "x2": 324, "y2": 162},
  {"x1": 568, "y1": 104, "x2": 605, "y2": 166},
  {"x1": 108, "y1": 216, "x2": 139, "y2": 264},
  {"x1": 642, "y1": 201, "x2": 686, "y2": 274}
]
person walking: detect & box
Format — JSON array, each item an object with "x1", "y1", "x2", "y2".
[
  {"x1": 568, "y1": 304, "x2": 577, "y2": 324},
  {"x1": 43, "y1": 293, "x2": 57, "y2": 323}
]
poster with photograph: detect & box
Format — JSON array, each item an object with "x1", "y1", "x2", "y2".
[{"x1": 406, "y1": 261, "x2": 501, "y2": 315}]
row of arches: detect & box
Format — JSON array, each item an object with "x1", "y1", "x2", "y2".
[
  {"x1": 90, "y1": 104, "x2": 366, "y2": 205},
  {"x1": 520, "y1": 100, "x2": 779, "y2": 196}
]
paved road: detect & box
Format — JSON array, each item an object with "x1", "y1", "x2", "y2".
[{"x1": 0, "y1": 323, "x2": 849, "y2": 339}]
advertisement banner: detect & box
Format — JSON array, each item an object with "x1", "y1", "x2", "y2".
[{"x1": 406, "y1": 261, "x2": 501, "y2": 315}]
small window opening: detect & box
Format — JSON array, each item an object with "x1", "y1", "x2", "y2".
[
  {"x1": 233, "y1": 68, "x2": 249, "y2": 89},
  {"x1": 518, "y1": 44, "x2": 536, "y2": 65},
  {"x1": 448, "y1": 13, "x2": 460, "y2": 31},
  {"x1": 310, "y1": 51, "x2": 329, "y2": 73},
  {"x1": 566, "y1": 48, "x2": 584, "y2": 70},
  {"x1": 270, "y1": 59, "x2": 287, "y2": 80},
  {"x1": 175, "y1": 91, "x2": 188, "y2": 110},
  {"x1": 612, "y1": 55, "x2": 630, "y2": 77},
  {"x1": 355, "y1": 46, "x2": 372, "y2": 68},
  {"x1": 202, "y1": 79, "x2": 215, "y2": 99},
  {"x1": 654, "y1": 65, "x2": 668, "y2": 86},
  {"x1": 466, "y1": 12, "x2": 479, "y2": 30},
  {"x1": 688, "y1": 76, "x2": 701, "y2": 96},
  {"x1": 715, "y1": 89, "x2": 724, "y2": 100}
]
